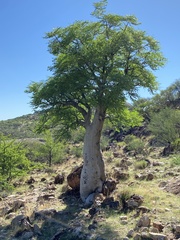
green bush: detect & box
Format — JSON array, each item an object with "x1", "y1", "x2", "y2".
[
  {"x1": 134, "y1": 160, "x2": 148, "y2": 169},
  {"x1": 124, "y1": 135, "x2": 145, "y2": 154},
  {"x1": 170, "y1": 155, "x2": 180, "y2": 167},
  {"x1": 70, "y1": 145, "x2": 82, "y2": 158},
  {"x1": 0, "y1": 134, "x2": 30, "y2": 180},
  {"x1": 148, "y1": 108, "x2": 180, "y2": 145}
]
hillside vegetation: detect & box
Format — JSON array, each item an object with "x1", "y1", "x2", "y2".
[{"x1": 0, "y1": 80, "x2": 179, "y2": 240}]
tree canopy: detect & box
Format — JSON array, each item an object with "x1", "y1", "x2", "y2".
[{"x1": 27, "y1": 0, "x2": 165, "y2": 133}]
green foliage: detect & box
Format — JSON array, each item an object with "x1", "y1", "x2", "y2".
[
  {"x1": 133, "y1": 80, "x2": 180, "y2": 122},
  {"x1": 0, "y1": 134, "x2": 30, "y2": 180},
  {"x1": 148, "y1": 108, "x2": 180, "y2": 144},
  {"x1": 39, "y1": 130, "x2": 69, "y2": 166},
  {"x1": 26, "y1": 1, "x2": 165, "y2": 134},
  {"x1": 70, "y1": 127, "x2": 85, "y2": 143},
  {"x1": 124, "y1": 135, "x2": 145, "y2": 154},
  {"x1": 70, "y1": 145, "x2": 82, "y2": 158},
  {"x1": 170, "y1": 155, "x2": 180, "y2": 167},
  {"x1": 172, "y1": 138, "x2": 180, "y2": 151},
  {"x1": 134, "y1": 160, "x2": 148, "y2": 170}
]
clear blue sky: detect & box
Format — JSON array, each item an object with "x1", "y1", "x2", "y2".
[{"x1": 0, "y1": 0, "x2": 180, "y2": 120}]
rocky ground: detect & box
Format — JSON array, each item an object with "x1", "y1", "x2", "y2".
[{"x1": 0, "y1": 144, "x2": 180, "y2": 240}]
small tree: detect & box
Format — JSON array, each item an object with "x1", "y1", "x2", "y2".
[
  {"x1": 0, "y1": 134, "x2": 30, "y2": 180},
  {"x1": 41, "y1": 130, "x2": 68, "y2": 166},
  {"x1": 27, "y1": 0, "x2": 165, "y2": 202}
]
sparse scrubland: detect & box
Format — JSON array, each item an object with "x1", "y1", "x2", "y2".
[{"x1": 0, "y1": 84, "x2": 180, "y2": 239}]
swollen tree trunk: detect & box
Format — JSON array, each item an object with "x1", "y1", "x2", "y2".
[{"x1": 80, "y1": 107, "x2": 106, "y2": 202}]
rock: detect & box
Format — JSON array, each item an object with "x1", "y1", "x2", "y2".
[
  {"x1": 175, "y1": 224, "x2": 180, "y2": 238},
  {"x1": 21, "y1": 231, "x2": 34, "y2": 239},
  {"x1": 37, "y1": 194, "x2": 55, "y2": 201},
  {"x1": 11, "y1": 215, "x2": 33, "y2": 236},
  {"x1": 67, "y1": 165, "x2": 82, "y2": 190},
  {"x1": 101, "y1": 197, "x2": 120, "y2": 210},
  {"x1": 84, "y1": 192, "x2": 96, "y2": 207},
  {"x1": 137, "y1": 206, "x2": 150, "y2": 215},
  {"x1": 113, "y1": 169, "x2": 129, "y2": 181},
  {"x1": 150, "y1": 227, "x2": 159, "y2": 233},
  {"x1": 102, "y1": 179, "x2": 117, "y2": 196},
  {"x1": 41, "y1": 177, "x2": 47, "y2": 182},
  {"x1": 133, "y1": 233, "x2": 141, "y2": 240},
  {"x1": 141, "y1": 231, "x2": 150, "y2": 239},
  {"x1": 135, "y1": 174, "x2": 146, "y2": 180},
  {"x1": 149, "y1": 232, "x2": 168, "y2": 240},
  {"x1": 89, "y1": 207, "x2": 99, "y2": 217},
  {"x1": 175, "y1": 224, "x2": 180, "y2": 233},
  {"x1": 54, "y1": 174, "x2": 64, "y2": 184},
  {"x1": 113, "y1": 152, "x2": 120, "y2": 158},
  {"x1": 153, "y1": 222, "x2": 164, "y2": 232},
  {"x1": 33, "y1": 223, "x2": 42, "y2": 235},
  {"x1": 153, "y1": 161, "x2": 164, "y2": 167},
  {"x1": 158, "y1": 181, "x2": 167, "y2": 188},
  {"x1": 34, "y1": 209, "x2": 57, "y2": 220},
  {"x1": 25, "y1": 176, "x2": 35, "y2": 184},
  {"x1": 127, "y1": 229, "x2": 134, "y2": 238},
  {"x1": 9, "y1": 199, "x2": 25, "y2": 213},
  {"x1": 120, "y1": 216, "x2": 128, "y2": 221},
  {"x1": 126, "y1": 194, "x2": 144, "y2": 209},
  {"x1": 146, "y1": 173, "x2": 154, "y2": 181},
  {"x1": 136, "y1": 215, "x2": 151, "y2": 228}
]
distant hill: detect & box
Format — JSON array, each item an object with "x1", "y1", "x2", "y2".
[{"x1": 0, "y1": 113, "x2": 40, "y2": 139}]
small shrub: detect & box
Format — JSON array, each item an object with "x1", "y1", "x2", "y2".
[
  {"x1": 124, "y1": 135, "x2": 145, "y2": 154},
  {"x1": 118, "y1": 189, "x2": 132, "y2": 210},
  {"x1": 170, "y1": 155, "x2": 180, "y2": 167},
  {"x1": 134, "y1": 160, "x2": 148, "y2": 170}
]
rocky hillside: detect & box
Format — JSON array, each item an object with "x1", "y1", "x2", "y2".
[
  {"x1": 0, "y1": 139, "x2": 179, "y2": 240},
  {"x1": 0, "y1": 113, "x2": 39, "y2": 139}
]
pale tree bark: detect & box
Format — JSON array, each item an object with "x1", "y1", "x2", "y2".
[{"x1": 80, "y1": 107, "x2": 106, "y2": 202}]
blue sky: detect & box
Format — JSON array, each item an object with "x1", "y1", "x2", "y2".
[{"x1": 0, "y1": 0, "x2": 180, "y2": 120}]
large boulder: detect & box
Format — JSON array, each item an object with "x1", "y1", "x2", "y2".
[{"x1": 67, "y1": 166, "x2": 83, "y2": 190}]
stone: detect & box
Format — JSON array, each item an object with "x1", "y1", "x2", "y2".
[
  {"x1": 102, "y1": 179, "x2": 117, "y2": 196},
  {"x1": 9, "y1": 199, "x2": 25, "y2": 213},
  {"x1": 26, "y1": 176, "x2": 35, "y2": 184},
  {"x1": 146, "y1": 173, "x2": 154, "y2": 181},
  {"x1": 137, "y1": 206, "x2": 150, "y2": 215},
  {"x1": 37, "y1": 194, "x2": 55, "y2": 201},
  {"x1": 127, "y1": 229, "x2": 134, "y2": 238},
  {"x1": 54, "y1": 174, "x2": 64, "y2": 184},
  {"x1": 113, "y1": 170, "x2": 129, "y2": 181},
  {"x1": 67, "y1": 165, "x2": 82, "y2": 190},
  {"x1": 150, "y1": 227, "x2": 159, "y2": 233},
  {"x1": 175, "y1": 224, "x2": 180, "y2": 238},
  {"x1": 175, "y1": 225, "x2": 180, "y2": 233},
  {"x1": 120, "y1": 216, "x2": 128, "y2": 221},
  {"x1": 133, "y1": 233, "x2": 141, "y2": 240},
  {"x1": 34, "y1": 209, "x2": 57, "y2": 220},
  {"x1": 137, "y1": 215, "x2": 151, "y2": 228},
  {"x1": 153, "y1": 222, "x2": 164, "y2": 232},
  {"x1": 149, "y1": 232, "x2": 168, "y2": 240},
  {"x1": 11, "y1": 215, "x2": 33, "y2": 235},
  {"x1": 126, "y1": 194, "x2": 144, "y2": 209}
]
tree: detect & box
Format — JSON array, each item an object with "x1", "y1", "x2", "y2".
[{"x1": 27, "y1": 0, "x2": 165, "y2": 202}]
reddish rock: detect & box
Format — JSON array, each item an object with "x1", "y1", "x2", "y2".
[
  {"x1": 67, "y1": 166, "x2": 82, "y2": 190},
  {"x1": 54, "y1": 174, "x2": 64, "y2": 184},
  {"x1": 153, "y1": 222, "x2": 164, "y2": 232},
  {"x1": 102, "y1": 179, "x2": 117, "y2": 196}
]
